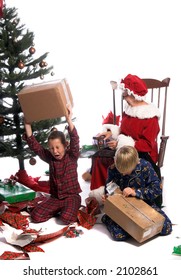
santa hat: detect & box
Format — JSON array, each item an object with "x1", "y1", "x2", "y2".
[
  {"x1": 102, "y1": 111, "x2": 120, "y2": 126},
  {"x1": 102, "y1": 111, "x2": 120, "y2": 139},
  {"x1": 120, "y1": 74, "x2": 148, "y2": 101}
]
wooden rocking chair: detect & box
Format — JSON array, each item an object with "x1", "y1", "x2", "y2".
[
  {"x1": 81, "y1": 77, "x2": 170, "y2": 207},
  {"x1": 110, "y1": 77, "x2": 170, "y2": 170}
]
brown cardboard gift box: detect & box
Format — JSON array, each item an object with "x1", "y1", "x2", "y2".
[
  {"x1": 18, "y1": 79, "x2": 73, "y2": 122},
  {"x1": 104, "y1": 193, "x2": 165, "y2": 243}
]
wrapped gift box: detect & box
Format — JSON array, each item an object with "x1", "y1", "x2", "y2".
[
  {"x1": 0, "y1": 182, "x2": 36, "y2": 204},
  {"x1": 18, "y1": 79, "x2": 73, "y2": 122},
  {"x1": 104, "y1": 192, "x2": 165, "y2": 243}
]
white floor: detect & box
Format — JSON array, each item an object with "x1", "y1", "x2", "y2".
[{"x1": 0, "y1": 155, "x2": 181, "y2": 278}]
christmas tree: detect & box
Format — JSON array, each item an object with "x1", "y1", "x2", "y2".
[{"x1": 0, "y1": 4, "x2": 65, "y2": 172}]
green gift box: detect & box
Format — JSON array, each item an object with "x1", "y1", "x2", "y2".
[{"x1": 0, "y1": 182, "x2": 36, "y2": 204}]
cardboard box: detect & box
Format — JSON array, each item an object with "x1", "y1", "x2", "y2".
[
  {"x1": 18, "y1": 79, "x2": 73, "y2": 122},
  {"x1": 0, "y1": 182, "x2": 36, "y2": 204},
  {"x1": 104, "y1": 193, "x2": 165, "y2": 243}
]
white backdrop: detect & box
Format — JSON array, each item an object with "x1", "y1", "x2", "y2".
[
  {"x1": 5, "y1": 0, "x2": 180, "y2": 144},
  {"x1": 1, "y1": 0, "x2": 181, "y2": 276},
  {"x1": 5, "y1": 0, "x2": 180, "y2": 206}
]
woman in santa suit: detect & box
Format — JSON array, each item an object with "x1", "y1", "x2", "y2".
[{"x1": 86, "y1": 74, "x2": 162, "y2": 206}]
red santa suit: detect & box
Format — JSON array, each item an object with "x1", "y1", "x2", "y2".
[{"x1": 90, "y1": 102, "x2": 161, "y2": 191}]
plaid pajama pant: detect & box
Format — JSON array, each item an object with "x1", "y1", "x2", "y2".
[{"x1": 30, "y1": 194, "x2": 81, "y2": 224}]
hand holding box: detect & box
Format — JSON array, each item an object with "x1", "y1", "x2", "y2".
[{"x1": 18, "y1": 79, "x2": 74, "y2": 122}]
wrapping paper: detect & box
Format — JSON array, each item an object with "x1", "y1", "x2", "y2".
[
  {"x1": 0, "y1": 210, "x2": 29, "y2": 229},
  {"x1": 0, "y1": 251, "x2": 30, "y2": 260}
]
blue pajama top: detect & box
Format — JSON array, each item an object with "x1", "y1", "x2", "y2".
[{"x1": 105, "y1": 158, "x2": 162, "y2": 206}]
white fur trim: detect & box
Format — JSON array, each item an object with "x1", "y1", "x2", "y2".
[
  {"x1": 124, "y1": 103, "x2": 161, "y2": 119},
  {"x1": 102, "y1": 124, "x2": 120, "y2": 139},
  {"x1": 119, "y1": 83, "x2": 146, "y2": 101},
  {"x1": 89, "y1": 186, "x2": 105, "y2": 206},
  {"x1": 116, "y1": 134, "x2": 135, "y2": 151}
]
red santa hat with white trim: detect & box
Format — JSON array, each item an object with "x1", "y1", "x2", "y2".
[{"x1": 120, "y1": 74, "x2": 148, "y2": 101}]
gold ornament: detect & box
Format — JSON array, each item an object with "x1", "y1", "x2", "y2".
[
  {"x1": 29, "y1": 47, "x2": 36, "y2": 54},
  {"x1": 18, "y1": 61, "x2": 25, "y2": 69},
  {"x1": 39, "y1": 61, "x2": 46, "y2": 68},
  {"x1": 29, "y1": 157, "x2": 36, "y2": 165}
]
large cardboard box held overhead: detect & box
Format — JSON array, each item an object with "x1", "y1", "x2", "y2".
[
  {"x1": 18, "y1": 79, "x2": 73, "y2": 122},
  {"x1": 104, "y1": 193, "x2": 165, "y2": 243}
]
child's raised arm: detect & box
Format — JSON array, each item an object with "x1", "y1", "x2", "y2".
[
  {"x1": 66, "y1": 104, "x2": 74, "y2": 131},
  {"x1": 24, "y1": 117, "x2": 33, "y2": 137}
]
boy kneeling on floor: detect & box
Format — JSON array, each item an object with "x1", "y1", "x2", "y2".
[{"x1": 101, "y1": 145, "x2": 172, "y2": 241}]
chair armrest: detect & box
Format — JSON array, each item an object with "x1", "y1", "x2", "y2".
[{"x1": 158, "y1": 136, "x2": 169, "y2": 168}]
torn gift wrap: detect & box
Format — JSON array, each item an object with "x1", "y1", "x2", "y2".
[
  {"x1": 0, "y1": 210, "x2": 30, "y2": 229},
  {"x1": 0, "y1": 251, "x2": 30, "y2": 260},
  {"x1": 1, "y1": 223, "x2": 38, "y2": 247}
]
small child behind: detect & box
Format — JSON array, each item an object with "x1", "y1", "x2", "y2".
[
  {"x1": 24, "y1": 105, "x2": 82, "y2": 224},
  {"x1": 101, "y1": 145, "x2": 172, "y2": 241}
]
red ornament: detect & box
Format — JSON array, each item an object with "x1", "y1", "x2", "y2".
[
  {"x1": 29, "y1": 47, "x2": 36, "y2": 54},
  {"x1": 29, "y1": 158, "x2": 36, "y2": 165}
]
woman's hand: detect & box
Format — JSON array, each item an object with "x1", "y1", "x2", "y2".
[
  {"x1": 97, "y1": 131, "x2": 112, "y2": 140},
  {"x1": 107, "y1": 140, "x2": 118, "y2": 150},
  {"x1": 96, "y1": 131, "x2": 118, "y2": 149}
]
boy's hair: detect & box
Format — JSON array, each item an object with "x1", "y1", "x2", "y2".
[
  {"x1": 114, "y1": 146, "x2": 139, "y2": 174},
  {"x1": 48, "y1": 131, "x2": 66, "y2": 146}
]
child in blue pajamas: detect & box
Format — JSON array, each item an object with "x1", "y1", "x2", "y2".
[{"x1": 101, "y1": 145, "x2": 172, "y2": 241}]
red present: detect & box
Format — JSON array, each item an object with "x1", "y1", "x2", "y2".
[{"x1": 77, "y1": 205, "x2": 97, "y2": 230}]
